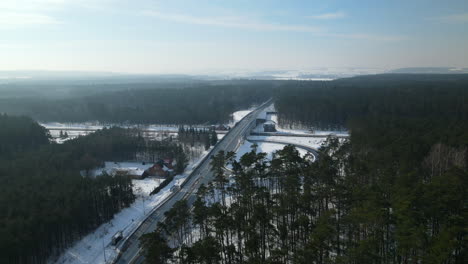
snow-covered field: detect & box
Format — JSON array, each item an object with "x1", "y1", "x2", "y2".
[
  {"x1": 41, "y1": 122, "x2": 182, "y2": 132},
  {"x1": 230, "y1": 109, "x2": 254, "y2": 125},
  {"x1": 51, "y1": 151, "x2": 210, "y2": 264},
  {"x1": 43, "y1": 107, "x2": 257, "y2": 145},
  {"x1": 313, "y1": 130, "x2": 349, "y2": 137},
  {"x1": 47, "y1": 128, "x2": 177, "y2": 143},
  {"x1": 248, "y1": 136, "x2": 326, "y2": 150},
  {"x1": 235, "y1": 140, "x2": 309, "y2": 160},
  {"x1": 88, "y1": 161, "x2": 150, "y2": 178},
  {"x1": 43, "y1": 122, "x2": 196, "y2": 143},
  {"x1": 48, "y1": 130, "x2": 94, "y2": 142}
]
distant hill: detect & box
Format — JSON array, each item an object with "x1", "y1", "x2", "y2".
[
  {"x1": 389, "y1": 67, "x2": 468, "y2": 74},
  {"x1": 335, "y1": 73, "x2": 468, "y2": 83},
  {"x1": 0, "y1": 70, "x2": 199, "y2": 85}
]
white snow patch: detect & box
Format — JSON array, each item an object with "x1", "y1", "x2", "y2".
[
  {"x1": 247, "y1": 136, "x2": 326, "y2": 150},
  {"x1": 133, "y1": 177, "x2": 165, "y2": 196},
  {"x1": 217, "y1": 133, "x2": 225, "y2": 140},
  {"x1": 89, "y1": 161, "x2": 150, "y2": 178},
  {"x1": 313, "y1": 130, "x2": 349, "y2": 137},
  {"x1": 41, "y1": 122, "x2": 183, "y2": 132},
  {"x1": 230, "y1": 109, "x2": 253, "y2": 125},
  {"x1": 235, "y1": 140, "x2": 308, "y2": 161}
]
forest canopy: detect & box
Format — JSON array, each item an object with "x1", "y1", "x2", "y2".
[{"x1": 0, "y1": 82, "x2": 273, "y2": 124}]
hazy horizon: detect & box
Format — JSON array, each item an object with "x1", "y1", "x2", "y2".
[{"x1": 1, "y1": 0, "x2": 468, "y2": 74}]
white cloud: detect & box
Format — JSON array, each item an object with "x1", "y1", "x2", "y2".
[
  {"x1": 143, "y1": 10, "x2": 323, "y2": 33},
  {"x1": 0, "y1": 0, "x2": 69, "y2": 29},
  {"x1": 0, "y1": 0, "x2": 114, "y2": 29},
  {"x1": 143, "y1": 10, "x2": 403, "y2": 42},
  {"x1": 324, "y1": 32, "x2": 406, "y2": 42},
  {"x1": 0, "y1": 0, "x2": 68, "y2": 11},
  {"x1": 308, "y1": 11, "x2": 346, "y2": 20},
  {"x1": 435, "y1": 13, "x2": 468, "y2": 23},
  {"x1": 0, "y1": 12, "x2": 59, "y2": 28}
]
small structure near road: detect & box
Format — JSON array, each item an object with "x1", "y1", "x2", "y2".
[
  {"x1": 263, "y1": 120, "x2": 277, "y2": 132},
  {"x1": 142, "y1": 159, "x2": 174, "y2": 178},
  {"x1": 112, "y1": 231, "x2": 123, "y2": 246},
  {"x1": 212, "y1": 124, "x2": 230, "y2": 131},
  {"x1": 113, "y1": 168, "x2": 144, "y2": 179}
]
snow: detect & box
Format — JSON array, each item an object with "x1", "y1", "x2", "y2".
[
  {"x1": 274, "y1": 126, "x2": 313, "y2": 135},
  {"x1": 89, "y1": 161, "x2": 150, "y2": 178},
  {"x1": 41, "y1": 122, "x2": 183, "y2": 132},
  {"x1": 195, "y1": 68, "x2": 387, "y2": 80},
  {"x1": 44, "y1": 106, "x2": 260, "y2": 144},
  {"x1": 230, "y1": 109, "x2": 254, "y2": 125},
  {"x1": 47, "y1": 127, "x2": 177, "y2": 144},
  {"x1": 42, "y1": 122, "x2": 201, "y2": 143},
  {"x1": 48, "y1": 129, "x2": 94, "y2": 141},
  {"x1": 248, "y1": 136, "x2": 326, "y2": 150},
  {"x1": 235, "y1": 103, "x2": 332, "y2": 161},
  {"x1": 217, "y1": 133, "x2": 225, "y2": 140},
  {"x1": 133, "y1": 177, "x2": 165, "y2": 196},
  {"x1": 312, "y1": 130, "x2": 349, "y2": 137},
  {"x1": 51, "y1": 151, "x2": 211, "y2": 264},
  {"x1": 235, "y1": 140, "x2": 308, "y2": 161}
]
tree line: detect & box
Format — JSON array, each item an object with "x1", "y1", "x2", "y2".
[
  {"x1": 178, "y1": 126, "x2": 218, "y2": 150},
  {"x1": 275, "y1": 74, "x2": 468, "y2": 130},
  {"x1": 0, "y1": 83, "x2": 272, "y2": 124}
]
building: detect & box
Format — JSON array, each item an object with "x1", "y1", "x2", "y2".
[
  {"x1": 263, "y1": 120, "x2": 277, "y2": 132},
  {"x1": 256, "y1": 118, "x2": 266, "y2": 126},
  {"x1": 112, "y1": 168, "x2": 145, "y2": 179},
  {"x1": 163, "y1": 158, "x2": 174, "y2": 169},
  {"x1": 212, "y1": 124, "x2": 229, "y2": 131},
  {"x1": 141, "y1": 159, "x2": 175, "y2": 178}
]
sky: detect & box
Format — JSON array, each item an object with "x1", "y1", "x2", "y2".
[{"x1": 1, "y1": 0, "x2": 467, "y2": 74}]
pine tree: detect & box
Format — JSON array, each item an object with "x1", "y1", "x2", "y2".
[
  {"x1": 140, "y1": 231, "x2": 173, "y2": 263},
  {"x1": 210, "y1": 131, "x2": 218, "y2": 146}
]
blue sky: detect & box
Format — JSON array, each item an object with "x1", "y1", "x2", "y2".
[{"x1": 1, "y1": 0, "x2": 467, "y2": 74}]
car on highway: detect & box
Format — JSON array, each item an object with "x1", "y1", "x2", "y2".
[{"x1": 170, "y1": 185, "x2": 180, "y2": 192}]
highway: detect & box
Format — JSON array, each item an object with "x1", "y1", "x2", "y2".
[{"x1": 114, "y1": 100, "x2": 271, "y2": 264}]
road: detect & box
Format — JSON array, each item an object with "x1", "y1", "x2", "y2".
[{"x1": 114, "y1": 101, "x2": 272, "y2": 264}]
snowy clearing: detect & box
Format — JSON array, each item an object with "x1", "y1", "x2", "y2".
[
  {"x1": 41, "y1": 122, "x2": 182, "y2": 132},
  {"x1": 230, "y1": 109, "x2": 254, "y2": 125},
  {"x1": 89, "y1": 161, "x2": 150, "y2": 178},
  {"x1": 235, "y1": 140, "x2": 308, "y2": 161},
  {"x1": 247, "y1": 136, "x2": 326, "y2": 150}
]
